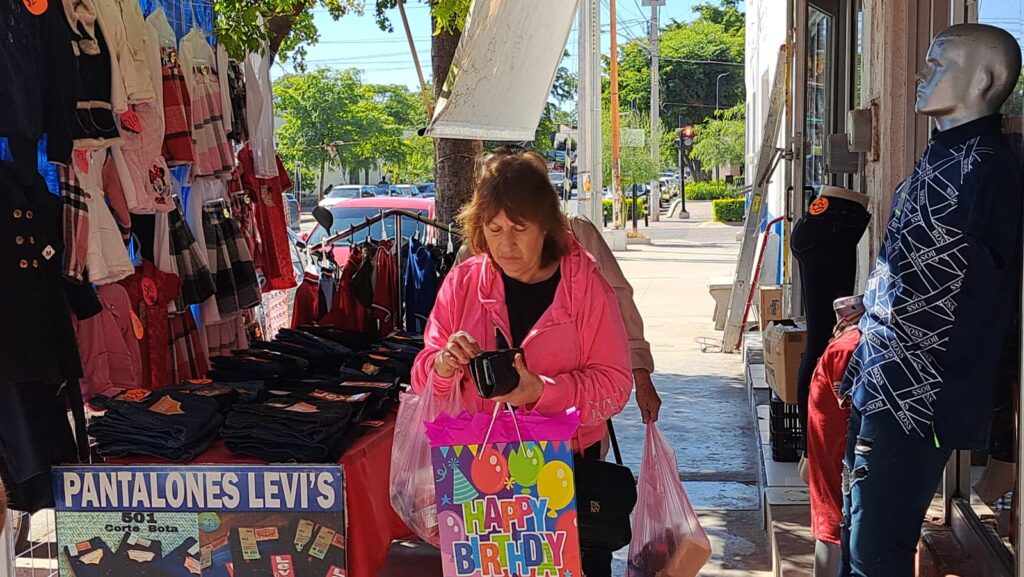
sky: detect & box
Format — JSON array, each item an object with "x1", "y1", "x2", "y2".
[{"x1": 271, "y1": 0, "x2": 747, "y2": 90}]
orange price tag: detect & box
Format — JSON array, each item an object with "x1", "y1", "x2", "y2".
[
  {"x1": 809, "y1": 196, "x2": 829, "y2": 216},
  {"x1": 22, "y1": 0, "x2": 47, "y2": 16}
]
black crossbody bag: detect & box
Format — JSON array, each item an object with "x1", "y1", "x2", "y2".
[{"x1": 574, "y1": 419, "x2": 638, "y2": 551}]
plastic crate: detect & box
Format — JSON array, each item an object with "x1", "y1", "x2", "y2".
[{"x1": 769, "y1": 393, "x2": 804, "y2": 462}]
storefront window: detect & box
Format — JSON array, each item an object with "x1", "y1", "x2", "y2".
[
  {"x1": 805, "y1": 8, "x2": 832, "y2": 196},
  {"x1": 972, "y1": 0, "x2": 1023, "y2": 558}
]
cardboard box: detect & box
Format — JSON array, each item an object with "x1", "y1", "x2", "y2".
[
  {"x1": 763, "y1": 319, "x2": 807, "y2": 404},
  {"x1": 758, "y1": 285, "x2": 784, "y2": 332}
]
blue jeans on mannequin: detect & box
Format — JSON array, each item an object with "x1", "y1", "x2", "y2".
[{"x1": 840, "y1": 408, "x2": 951, "y2": 577}]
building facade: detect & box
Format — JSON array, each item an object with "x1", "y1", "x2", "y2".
[{"x1": 745, "y1": 0, "x2": 1024, "y2": 572}]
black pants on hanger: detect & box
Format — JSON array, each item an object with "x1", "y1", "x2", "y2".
[{"x1": 791, "y1": 196, "x2": 870, "y2": 454}]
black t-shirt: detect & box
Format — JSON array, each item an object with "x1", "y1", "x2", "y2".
[{"x1": 502, "y1": 267, "x2": 561, "y2": 347}]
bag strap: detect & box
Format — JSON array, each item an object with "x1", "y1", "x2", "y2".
[{"x1": 608, "y1": 419, "x2": 624, "y2": 466}]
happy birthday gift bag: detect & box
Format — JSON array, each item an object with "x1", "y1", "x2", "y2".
[{"x1": 425, "y1": 409, "x2": 582, "y2": 577}]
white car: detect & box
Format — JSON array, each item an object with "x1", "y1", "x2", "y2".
[{"x1": 318, "y1": 185, "x2": 380, "y2": 208}]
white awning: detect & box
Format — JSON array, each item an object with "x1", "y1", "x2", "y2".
[{"x1": 423, "y1": 0, "x2": 579, "y2": 141}]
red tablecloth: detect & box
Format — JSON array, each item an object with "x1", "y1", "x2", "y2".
[{"x1": 108, "y1": 415, "x2": 412, "y2": 577}]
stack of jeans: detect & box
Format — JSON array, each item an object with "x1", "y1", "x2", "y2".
[
  {"x1": 221, "y1": 393, "x2": 360, "y2": 462},
  {"x1": 89, "y1": 388, "x2": 228, "y2": 461}
]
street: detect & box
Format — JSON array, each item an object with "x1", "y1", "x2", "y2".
[{"x1": 611, "y1": 203, "x2": 770, "y2": 576}]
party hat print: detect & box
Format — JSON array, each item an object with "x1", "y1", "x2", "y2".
[{"x1": 452, "y1": 463, "x2": 479, "y2": 504}]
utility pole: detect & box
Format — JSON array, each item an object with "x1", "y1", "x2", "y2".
[
  {"x1": 577, "y1": 0, "x2": 603, "y2": 227},
  {"x1": 646, "y1": 0, "x2": 662, "y2": 223},
  {"x1": 609, "y1": 0, "x2": 623, "y2": 229}
]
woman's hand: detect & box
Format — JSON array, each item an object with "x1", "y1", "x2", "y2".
[
  {"x1": 433, "y1": 331, "x2": 482, "y2": 378},
  {"x1": 493, "y1": 354, "x2": 544, "y2": 406}
]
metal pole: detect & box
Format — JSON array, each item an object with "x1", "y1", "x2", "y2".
[
  {"x1": 589, "y1": 0, "x2": 603, "y2": 229},
  {"x1": 648, "y1": 1, "x2": 660, "y2": 223},
  {"x1": 631, "y1": 183, "x2": 638, "y2": 232},
  {"x1": 394, "y1": 214, "x2": 403, "y2": 332},
  {"x1": 609, "y1": 0, "x2": 623, "y2": 229},
  {"x1": 397, "y1": 0, "x2": 434, "y2": 118},
  {"x1": 716, "y1": 72, "x2": 731, "y2": 111}
]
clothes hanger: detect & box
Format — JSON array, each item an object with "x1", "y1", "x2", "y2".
[{"x1": 446, "y1": 223, "x2": 455, "y2": 253}]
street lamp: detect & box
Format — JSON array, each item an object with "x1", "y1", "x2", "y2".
[{"x1": 715, "y1": 72, "x2": 732, "y2": 111}]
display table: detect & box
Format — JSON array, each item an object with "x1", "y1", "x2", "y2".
[{"x1": 108, "y1": 413, "x2": 412, "y2": 577}]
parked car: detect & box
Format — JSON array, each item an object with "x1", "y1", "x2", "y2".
[
  {"x1": 283, "y1": 193, "x2": 300, "y2": 230},
  {"x1": 318, "y1": 185, "x2": 379, "y2": 208},
  {"x1": 417, "y1": 183, "x2": 436, "y2": 197},
  {"x1": 548, "y1": 171, "x2": 567, "y2": 193},
  {"x1": 303, "y1": 196, "x2": 436, "y2": 265},
  {"x1": 380, "y1": 184, "x2": 421, "y2": 197}
]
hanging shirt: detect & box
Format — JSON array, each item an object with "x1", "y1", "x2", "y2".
[
  {"x1": 119, "y1": 260, "x2": 181, "y2": 389},
  {"x1": 502, "y1": 267, "x2": 561, "y2": 348},
  {"x1": 808, "y1": 326, "x2": 858, "y2": 546},
  {"x1": 404, "y1": 238, "x2": 438, "y2": 333},
  {"x1": 840, "y1": 114, "x2": 1023, "y2": 449}
]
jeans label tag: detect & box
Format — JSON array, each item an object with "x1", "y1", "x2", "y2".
[
  {"x1": 239, "y1": 528, "x2": 260, "y2": 560},
  {"x1": 271, "y1": 554, "x2": 293, "y2": 577},
  {"x1": 184, "y1": 556, "x2": 201, "y2": 575},
  {"x1": 255, "y1": 527, "x2": 279, "y2": 541},
  {"x1": 150, "y1": 396, "x2": 186, "y2": 415},
  {"x1": 200, "y1": 545, "x2": 213, "y2": 569},
  {"x1": 309, "y1": 527, "x2": 336, "y2": 560},
  {"x1": 294, "y1": 519, "x2": 315, "y2": 551},
  {"x1": 79, "y1": 549, "x2": 104, "y2": 565}
]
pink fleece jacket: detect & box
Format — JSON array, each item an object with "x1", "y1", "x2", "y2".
[{"x1": 411, "y1": 238, "x2": 633, "y2": 451}]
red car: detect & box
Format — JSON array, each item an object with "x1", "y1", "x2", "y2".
[{"x1": 302, "y1": 196, "x2": 436, "y2": 265}]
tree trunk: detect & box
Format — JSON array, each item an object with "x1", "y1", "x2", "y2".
[
  {"x1": 319, "y1": 157, "x2": 326, "y2": 199},
  {"x1": 432, "y1": 18, "x2": 482, "y2": 243},
  {"x1": 267, "y1": 2, "x2": 306, "y2": 60}
]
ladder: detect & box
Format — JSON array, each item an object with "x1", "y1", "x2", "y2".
[{"x1": 721, "y1": 46, "x2": 789, "y2": 353}]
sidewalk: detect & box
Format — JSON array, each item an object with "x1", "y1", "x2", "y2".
[{"x1": 609, "y1": 207, "x2": 771, "y2": 576}]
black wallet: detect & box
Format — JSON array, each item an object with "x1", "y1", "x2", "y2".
[{"x1": 469, "y1": 349, "x2": 523, "y2": 399}]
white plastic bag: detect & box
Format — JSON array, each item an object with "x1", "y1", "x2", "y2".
[
  {"x1": 627, "y1": 423, "x2": 712, "y2": 577},
  {"x1": 389, "y1": 374, "x2": 460, "y2": 545}
]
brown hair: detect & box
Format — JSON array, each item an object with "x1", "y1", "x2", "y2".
[{"x1": 457, "y1": 147, "x2": 570, "y2": 267}]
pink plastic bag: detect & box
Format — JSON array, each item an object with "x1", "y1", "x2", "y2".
[
  {"x1": 628, "y1": 423, "x2": 712, "y2": 577},
  {"x1": 389, "y1": 373, "x2": 461, "y2": 545}
]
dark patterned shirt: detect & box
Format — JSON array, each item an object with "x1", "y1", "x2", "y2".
[{"x1": 840, "y1": 115, "x2": 1022, "y2": 449}]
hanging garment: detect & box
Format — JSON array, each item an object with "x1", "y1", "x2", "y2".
[
  {"x1": 216, "y1": 44, "x2": 233, "y2": 139},
  {"x1": 168, "y1": 309, "x2": 210, "y2": 382},
  {"x1": 118, "y1": 260, "x2": 180, "y2": 389},
  {"x1": 291, "y1": 271, "x2": 321, "y2": 328},
  {"x1": 116, "y1": 102, "x2": 174, "y2": 213},
  {"x1": 73, "y1": 284, "x2": 143, "y2": 399},
  {"x1": 320, "y1": 248, "x2": 367, "y2": 333},
  {"x1": 318, "y1": 269, "x2": 336, "y2": 319},
  {"x1": 404, "y1": 238, "x2": 438, "y2": 333},
  {"x1": 0, "y1": 0, "x2": 77, "y2": 173},
  {"x1": 153, "y1": 210, "x2": 177, "y2": 276},
  {"x1": 167, "y1": 203, "x2": 216, "y2": 307},
  {"x1": 179, "y1": 31, "x2": 234, "y2": 178},
  {"x1": 0, "y1": 168, "x2": 89, "y2": 385},
  {"x1": 371, "y1": 239, "x2": 398, "y2": 337},
  {"x1": 158, "y1": 49, "x2": 194, "y2": 164},
  {"x1": 0, "y1": 381, "x2": 82, "y2": 513},
  {"x1": 258, "y1": 289, "x2": 289, "y2": 341},
  {"x1": 243, "y1": 49, "x2": 278, "y2": 178},
  {"x1": 226, "y1": 60, "x2": 249, "y2": 142},
  {"x1": 185, "y1": 177, "x2": 221, "y2": 327},
  {"x1": 101, "y1": 152, "x2": 133, "y2": 240},
  {"x1": 77, "y1": 149, "x2": 135, "y2": 285},
  {"x1": 202, "y1": 199, "x2": 261, "y2": 317},
  {"x1": 64, "y1": 0, "x2": 121, "y2": 148},
  {"x1": 93, "y1": 0, "x2": 157, "y2": 105},
  {"x1": 237, "y1": 146, "x2": 296, "y2": 292},
  {"x1": 206, "y1": 316, "x2": 249, "y2": 358},
  {"x1": 58, "y1": 165, "x2": 90, "y2": 283}
]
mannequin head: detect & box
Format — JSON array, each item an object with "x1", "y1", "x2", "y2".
[
  {"x1": 833, "y1": 295, "x2": 865, "y2": 325},
  {"x1": 915, "y1": 24, "x2": 1022, "y2": 131}
]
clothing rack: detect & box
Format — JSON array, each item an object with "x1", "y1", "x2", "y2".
[{"x1": 307, "y1": 209, "x2": 461, "y2": 332}]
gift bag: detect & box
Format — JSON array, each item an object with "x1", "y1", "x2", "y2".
[
  {"x1": 390, "y1": 375, "x2": 461, "y2": 545},
  {"x1": 425, "y1": 407, "x2": 582, "y2": 577},
  {"x1": 627, "y1": 423, "x2": 711, "y2": 577}
]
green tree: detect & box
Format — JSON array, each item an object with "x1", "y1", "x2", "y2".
[
  {"x1": 603, "y1": 109, "x2": 664, "y2": 228},
  {"x1": 690, "y1": 103, "x2": 745, "y2": 174},
  {"x1": 274, "y1": 69, "x2": 370, "y2": 195}
]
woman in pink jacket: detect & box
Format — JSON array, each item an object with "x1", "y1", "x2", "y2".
[{"x1": 411, "y1": 147, "x2": 633, "y2": 577}]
